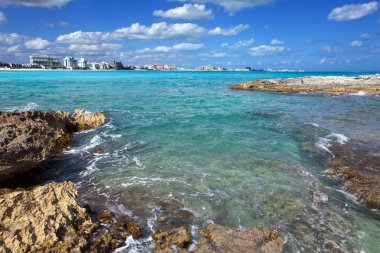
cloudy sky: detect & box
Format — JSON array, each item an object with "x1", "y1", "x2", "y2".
[{"x1": 0, "y1": 0, "x2": 379, "y2": 70}]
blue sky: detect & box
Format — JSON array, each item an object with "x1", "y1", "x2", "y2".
[{"x1": 0, "y1": 0, "x2": 379, "y2": 71}]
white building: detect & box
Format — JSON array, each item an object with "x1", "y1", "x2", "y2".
[
  {"x1": 78, "y1": 58, "x2": 88, "y2": 69},
  {"x1": 63, "y1": 57, "x2": 76, "y2": 69},
  {"x1": 29, "y1": 56, "x2": 61, "y2": 69}
]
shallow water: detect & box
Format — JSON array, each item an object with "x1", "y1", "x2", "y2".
[{"x1": 1, "y1": 70, "x2": 380, "y2": 252}]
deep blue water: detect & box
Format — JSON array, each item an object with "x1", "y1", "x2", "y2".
[{"x1": 1, "y1": 70, "x2": 379, "y2": 252}]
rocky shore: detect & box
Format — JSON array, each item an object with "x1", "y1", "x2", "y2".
[
  {"x1": 230, "y1": 74, "x2": 380, "y2": 96},
  {"x1": 0, "y1": 109, "x2": 285, "y2": 252}
]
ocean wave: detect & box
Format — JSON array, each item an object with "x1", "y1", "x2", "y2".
[
  {"x1": 65, "y1": 135, "x2": 104, "y2": 154},
  {"x1": 349, "y1": 91, "x2": 367, "y2": 96},
  {"x1": 315, "y1": 132, "x2": 349, "y2": 155}
]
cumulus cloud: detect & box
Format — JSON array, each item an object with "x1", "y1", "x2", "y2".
[
  {"x1": 57, "y1": 31, "x2": 107, "y2": 44},
  {"x1": 328, "y1": 1, "x2": 378, "y2": 21},
  {"x1": 360, "y1": 33, "x2": 371, "y2": 39},
  {"x1": 68, "y1": 43, "x2": 123, "y2": 52},
  {"x1": 110, "y1": 22, "x2": 207, "y2": 40},
  {"x1": 221, "y1": 38, "x2": 255, "y2": 49},
  {"x1": 270, "y1": 39, "x2": 284, "y2": 45},
  {"x1": 249, "y1": 45, "x2": 285, "y2": 56},
  {"x1": 0, "y1": 0, "x2": 71, "y2": 8},
  {"x1": 57, "y1": 22, "x2": 249, "y2": 43},
  {"x1": 350, "y1": 40, "x2": 362, "y2": 47},
  {"x1": 6, "y1": 45, "x2": 23, "y2": 53},
  {"x1": 321, "y1": 45, "x2": 343, "y2": 53},
  {"x1": 0, "y1": 32, "x2": 25, "y2": 44},
  {"x1": 136, "y1": 43, "x2": 205, "y2": 54},
  {"x1": 194, "y1": 0, "x2": 276, "y2": 14},
  {"x1": 24, "y1": 38, "x2": 51, "y2": 49},
  {"x1": 320, "y1": 58, "x2": 335, "y2": 64},
  {"x1": 0, "y1": 11, "x2": 5, "y2": 24},
  {"x1": 153, "y1": 4, "x2": 213, "y2": 20},
  {"x1": 208, "y1": 24, "x2": 249, "y2": 36}
]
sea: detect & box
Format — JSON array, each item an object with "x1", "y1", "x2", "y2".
[{"x1": 0, "y1": 70, "x2": 379, "y2": 252}]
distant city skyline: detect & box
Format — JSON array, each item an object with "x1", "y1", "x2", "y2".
[{"x1": 0, "y1": 0, "x2": 379, "y2": 71}]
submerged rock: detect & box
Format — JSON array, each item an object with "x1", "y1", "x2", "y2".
[
  {"x1": 152, "y1": 224, "x2": 284, "y2": 253},
  {"x1": 0, "y1": 109, "x2": 105, "y2": 182},
  {"x1": 230, "y1": 75, "x2": 380, "y2": 96}
]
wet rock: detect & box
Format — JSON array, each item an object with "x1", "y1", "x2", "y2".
[
  {"x1": 0, "y1": 181, "x2": 96, "y2": 253},
  {"x1": 153, "y1": 224, "x2": 284, "y2": 253},
  {"x1": 230, "y1": 74, "x2": 380, "y2": 96},
  {"x1": 153, "y1": 226, "x2": 192, "y2": 253},
  {"x1": 328, "y1": 142, "x2": 380, "y2": 210},
  {"x1": 195, "y1": 224, "x2": 284, "y2": 253},
  {"x1": 0, "y1": 109, "x2": 105, "y2": 182}
]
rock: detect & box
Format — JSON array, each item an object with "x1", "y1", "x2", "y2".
[
  {"x1": 230, "y1": 75, "x2": 380, "y2": 96},
  {"x1": 152, "y1": 224, "x2": 284, "y2": 253},
  {"x1": 0, "y1": 109, "x2": 105, "y2": 182},
  {"x1": 153, "y1": 226, "x2": 193, "y2": 253},
  {"x1": 195, "y1": 224, "x2": 284, "y2": 253},
  {"x1": 327, "y1": 142, "x2": 380, "y2": 210},
  {"x1": 0, "y1": 181, "x2": 96, "y2": 253},
  {"x1": 72, "y1": 108, "x2": 106, "y2": 131}
]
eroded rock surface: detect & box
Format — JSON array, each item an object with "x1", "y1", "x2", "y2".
[
  {"x1": 0, "y1": 109, "x2": 105, "y2": 181},
  {"x1": 230, "y1": 75, "x2": 380, "y2": 96},
  {"x1": 0, "y1": 181, "x2": 142, "y2": 253},
  {"x1": 152, "y1": 224, "x2": 284, "y2": 253},
  {"x1": 0, "y1": 181, "x2": 95, "y2": 253},
  {"x1": 328, "y1": 142, "x2": 380, "y2": 210}
]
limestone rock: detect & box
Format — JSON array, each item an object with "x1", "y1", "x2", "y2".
[
  {"x1": 0, "y1": 109, "x2": 105, "y2": 181},
  {"x1": 153, "y1": 226, "x2": 193, "y2": 253},
  {"x1": 195, "y1": 224, "x2": 284, "y2": 253},
  {"x1": 0, "y1": 181, "x2": 96, "y2": 253},
  {"x1": 230, "y1": 74, "x2": 380, "y2": 96}
]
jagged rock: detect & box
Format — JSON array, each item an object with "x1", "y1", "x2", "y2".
[
  {"x1": 230, "y1": 74, "x2": 380, "y2": 96},
  {"x1": 195, "y1": 224, "x2": 284, "y2": 253},
  {"x1": 0, "y1": 109, "x2": 105, "y2": 182},
  {"x1": 153, "y1": 226, "x2": 193, "y2": 253},
  {"x1": 152, "y1": 224, "x2": 284, "y2": 253},
  {"x1": 0, "y1": 181, "x2": 96, "y2": 253}
]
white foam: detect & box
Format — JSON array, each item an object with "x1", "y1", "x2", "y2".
[
  {"x1": 316, "y1": 137, "x2": 333, "y2": 155},
  {"x1": 64, "y1": 135, "x2": 104, "y2": 154},
  {"x1": 80, "y1": 156, "x2": 102, "y2": 177},
  {"x1": 349, "y1": 91, "x2": 367, "y2": 96},
  {"x1": 132, "y1": 156, "x2": 144, "y2": 168},
  {"x1": 326, "y1": 133, "x2": 349, "y2": 145}
]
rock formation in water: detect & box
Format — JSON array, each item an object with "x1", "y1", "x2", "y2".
[
  {"x1": 0, "y1": 181, "x2": 142, "y2": 253},
  {"x1": 327, "y1": 141, "x2": 380, "y2": 210},
  {"x1": 153, "y1": 224, "x2": 284, "y2": 253},
  {"x1": 230, "y1": 75, "x2": 380, "y2": 96},
  {"x1": 0, "y1": 108, "x2": 105, "y2": 181}
]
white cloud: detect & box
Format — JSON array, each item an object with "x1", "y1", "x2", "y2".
[
  {"x1": 328, "y1": 1, "x2": 378, "y2": 21},
  {"x1": 270, "y1": 39, "x2": 284, "y2": 45},
  {"x1": 60, "y1": 20, "x2": 69, "y2": 27},
  {"x1": 208, "y1": 24, "x2": 249, "y2": 36},
  {"x1": 172, "y1": 43, "x2": 205, "y2": 50},
  {"x1": 322, "y1": 45, "x2": 343, "y2": 53},
  {"x1": 0, "y1": 0, "x2": 71, "y2": 8},
  {"x1": 57, "y1": 31, "x2": 108, "y2": 44},
  {"x1": 110, "y1": 22, "x2": 207, "y2": 40},
  {"x1": 221, "y1": 38, "x2": 255, "y2": 49},
  {"x1": 0, "y1": 32, "x2": 25, "y2": 44},
  {"x1": 153, "y1": 4, "x2": 213, "y2": 20},
  {"x1": 194, "y1": 0, "x2": 276, "y2": 14},
  {"x1": 57, "y1": 22, "x2": 249, "y2": 43},
  {"x1": 320, "y1": 58, "x2": 335, "y2": 64},
  {"x1": 6, "y1": 45, "x2": 23, "y2": 53},
  {"x1": 360, "y1": 33, "x2": 371, "y2": 39},
  {"x1": 249, "y1": 45, "x2": 285, "y2": 56},
  {"x1": 0, "y1": 11, "x2": 5, "y2": 24},
  {"x1": 24, "y1": 38, "x2": 51, "y2": 49},
  {"x1": 68, "y1": 43, "x2": 123, "y2": 52},
  {"x1": 350, "y1": 40, "x2": 362, "y2": 47},
  {"x1": 135, "y1": 43, "x2": 205, "y2": 54}
]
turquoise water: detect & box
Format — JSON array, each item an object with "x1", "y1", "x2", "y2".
[{"x1": 1, "y1": 70, "x2": 380, "y2": 252}]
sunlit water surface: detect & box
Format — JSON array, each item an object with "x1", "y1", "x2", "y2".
[{"x1": 1, "y1": 70, "x2": 379, "y2": 252}]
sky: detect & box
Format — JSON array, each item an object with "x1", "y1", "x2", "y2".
[{"x1": 0, "y1": 0, "x2": 379, "y2": 71}]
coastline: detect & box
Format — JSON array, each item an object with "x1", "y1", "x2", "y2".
[{"x1": 230, "y1": 74, "x2": 380, "y2": 96}]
